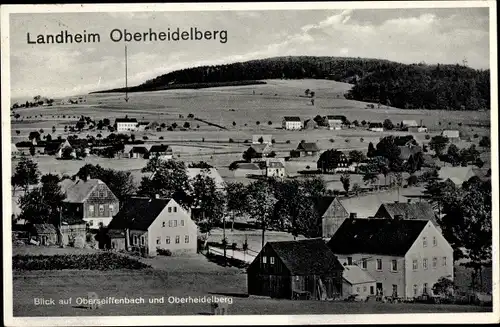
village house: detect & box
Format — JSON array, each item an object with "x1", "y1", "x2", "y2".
[
  {"x1": 248, "y1": 239, "x2": 344, "y2": 300},
  {"x1": 369, "y1": 122, "x2": 384, "y2": 132},
  {"x1": 408, "y1": 126, "x2": 429, "y2": 133},
  {"x1": 295, "y1": 142, "x2": 320, "y2": 157},
  {"x1": 130, "y1": 145, "x2": 150, "y2": 159},
  {"x1": 59, "y1": 216, "x2": 87, "y2": 248},
  {"x1": 148, "y1": 144, "x2": 173, "y2": 160},
  {"x1": 11, "y1": 143, "x2": 20, "y2": 158},
  {"x1": 304, "y1": 119, "x2": 318, "y2": 130},
  {"x1": 44, "y1": 139, "x2": 75, "y2": 158},
  {"x1": 441, "y1": 130, "x2": 460, "y2": 142},
  {"x1": 186, "y1": 168, "x2": 226, "y2": 191},
  {"x1": 282, "y1": 116, "x2": 303, "y2": 130},
  {"x1": 328, "y1": 218, "x2": 454, "y2": 300},
  {"x1": 233, "y1": 162, "x2": 264, "y2": 178},
  {"x1": 266, "y1": 161, "x2": 286, "y2": 178},
  {"x1": 398, "y1": 145, "x2": 423, "y2": 162},
  {"x1": 325, "y1": 115, "x2": 345, "y2": 130},
  {"x1": 30, "y1": 224, "x2": 58, "y2": 246},
  {"x1": 401, "y1": 120, "x2": 419, "y2": 129},
  {"x1": 342, "y1": 265, "x2": 377, "y2": 298},
  {"x1": 252, "y1": 134, "x2": 272, "y2": 145},
  {"x1": 309, "y1": 196, "x2": 350, "y2": 238},
  {"x1": 373, "y1": 201, "x2": 439, "y2": 230},
  {"x1": 115, "y1": 117, "x2": 138, "y2": 132},
  {"x1": 107, "y1": 197, "x2": 198, "y2": 256},
  {"x1": 136, "y1": 121, "x2": 150, "y2": 131},
  {"x1": 246, "y1": 143, "x2": 273, "y2": 159},
  {"x1": 437, "y1": 166, "x2": 476, "y2": 186},
  {"x1": 59, "y1": 177, "x2": 119, "y2": 228}
]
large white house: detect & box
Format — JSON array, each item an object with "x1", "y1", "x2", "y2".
[
  {"x1": 115, "y1": 117, "x2": 138, "y2": 132},
  {"x1": 282, "y1": 116, "x2": 303, "y2": 130},
  {"x1": 328, "y1": 218, "x2": 453, "y2": 299}
]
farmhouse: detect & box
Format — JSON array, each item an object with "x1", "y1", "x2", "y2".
[
  {"x1": 115, "y1": 117, "x2": 138, "y2": 132},
  {"x1": 282, "y1": 116, "x2": 303, "y2": 130},
  {"x1": 295, "y1": 142, "x2": 320, "y2": 156},
  {"x1": 342, "y1": 265, "x2": 377, "y2": 298},
  {"x1": 59, "y1": 177, "x2": 119, "y2": 228},
  {"x1": 373, "y1": 201, "x2": 439, "y2": 229},
  {"x1": 149, "y1": 144, "x2": 173, "y2": 160},
  {"x1": 266, "y1": 161, "x2": 286, "y2": 178},
  {"x1": 328, "y1": 218, "x2": 453, "y2": 299},
  {"x1": 308, "y1": 196, "x2": 350, "y2": 238},
  {"x1": 325, "y1": 115, "x2": 345, "y2": 130},
  {"x1": 187, "y1": 168, "x2": 225, "y2": 190},
  {"x1": 408, "y1": 126, "x2": 428, "y2": 133},
  {"x1": 401, "y1": 120, "x2": 418, "y2": 128},
  {"x1": 246, "y1": 143, "x2": 272, "y2": 158},
  {"x1": 30, "y1": 224, "x2": 58, "y2": 246},
  {"x1": 107, "y1": 197, "x2": 197, "y2": 256},
  {"x1": 437, "y1": 166, "x2": 476, "y2": 186},
  {"x1": 369, "y1": 122, "x2": 384, "y2": 132},
  {"x1": 252, "y1": 134, "x2": 272, "y2": 145},
  {"x1": 11, "y1": 143, "x2": 20, "y2": 157},
  {"x1": 129, "y1": 145, "x2": 150, "y2": 159},
  {"x1": 233, "y1": 162, "x2": 263, "y2": 177},
  {"x1": 304, "y1": 119, "x2": 318, "y2": 130},
  {"x1": 441, "y1": 130, "x2": 460, "y2": 141},
  {"x1": 248, "y1": 239, "x2": 344, "y2": 300},
  {"x1": 44, "y1": 139, "x2": 74, "y2": 158}
]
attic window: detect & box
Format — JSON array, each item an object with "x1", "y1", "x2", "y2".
[
  {"x1": 262, "y1": 256, "x2": 267, "y2": 264},
  {"x1": 270, "y1": 257, "x2": 275, "y2": 265}
]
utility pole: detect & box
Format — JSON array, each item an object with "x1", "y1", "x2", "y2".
[
  {"x1": 223, "y1": 214, "x2": 227, "y2": 266},
  {"x1": 124, "y1": 45, "x2": 129, "y2": 102}
]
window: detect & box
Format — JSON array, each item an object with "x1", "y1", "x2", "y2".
[
  {"x1": 442, "y1": 257, "x2": 447, "y2": 266},
  {"x1": 363, "y1": 286, "x2": 367, "y2": 292},
  {"x1": 347, "y1": 257, "x2": 353, "y2": 265},
  {"x1": 391, "y1": 260, "x2": 398, "y2": 272},
  {"x1": 173, "y1": 206, "x2": 177, "y2": 213},
  {"x1": 133, "y1": 235, "x2": 138, "y2": 245},
  {"x1": 262, "y1": 256, "x2": 267, "y2": 264},
  {"x1": 376, "y1": 259, "x2": 382, "y2": 271},
  {"x1": 413, "y1": 285, "x2": 418, "y2": 296},
  {"x1": 392, "y1": 285, "x2": 398, "y2": 297},
  {"x1": 173, "y1": 220, "x2": 177, "y2": 227},
  {"x1": 362, "y1": 258, "x2": 367, "y2": 269},
  {"x1": 295, "y1": 276, "x2": 299, "y2": 281},
  {"x1": 89, "y1": 205, "x2": 94, "y2": 216},
  {"x1": 423, "y1": 283, "x2": 428, "y2": 294},
  {"x1": 109, "y1": 204, "x2": 114, "y2": 213},
  {"x1": 432, "y1": 257, "x2": 437, "y2": 268},
  {"x1": 356, "y1": 287, "x2": 360, "y2": 293},
  {"x1": 423, "y1": 258, "x2": 428, "y2": 270},
  {"x1": 370, "y1": 286, "x2": 375, "y2": 295},
  {"x1": 184, "y1": 235, "x2": 189, "y2": 243},
  {"x1": 168, "y1": 207, "x2": 172, "y2": 213},
  {"x1": 76, "y1": 206, "x2": 79, "y2": 212},
  {"x1": 166, "y1": 236, "x2": 170, "y2": 244},
  {"x1": 433, "y1": 236, "x2": 437, "y2": 247},
  {"x1": 270, "y1": 257, "x2": 275, "y2": 265},
  {"x1": 99, "y1": 204, "x2": 104, "y2": 215},
  {"x1": 181, "y1": 220, "x2": 184, "y2": 226},
  {"x1": 156, "y1": 237, "x2": 161, "y2": 245},
  {"x1": 413, "y1": 260, "x2": 418, "y2": 271},
  {"x1": 423, "y1": 237, "x2": 427, "y2": 247},
  {"x1": 141, "y1": 236, "x2": 145, "y2": 245},
  {"x1": 168, "y1": 220, "x2": 172, "y2": 227},
  {"x1": 162, "y1": 222, "x2": 166, "y2": 227},
  {"x1": 175, "y1": 235, "x2": 180, "y2": 244}
]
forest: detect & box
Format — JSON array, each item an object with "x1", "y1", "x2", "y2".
[{"x1": 93, "y1": 56, "x2": 490, "y2": 111}]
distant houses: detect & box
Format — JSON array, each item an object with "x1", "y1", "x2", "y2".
[
  {"x1": 266, "y1": 161, "x2": 286, "y2": 178},
  {"x1": 441, "y1": 130, "x2": 460, "y2": 141},
  {"x1": 246, "y1": 143, "x2": 273, "y2": 159},
  {"x1": 304, "y1": 119, "x2": 318, "y2": 130},
  {"x1": 369, "y1": 122, "x2": 384, "y2": 132},
  {"x1": 328, "y1": 218, "x2": 453, "y2": 299},
  {"x1": 115, "y1": 117, "x2": 138, "y2": 132},
  {"x1": 252, "y1": 134, "x2": 272, "y2": 145},
  {"x1": 107, "y1": 197, "x2": 197, "y2": 256},
  {"x1": 282, "y1": 116, "x2": 303, "y2": 130},
  {"x1": 325, "y1": 115, "x2": 345, "y2": 130},
  {"x1": 247, "y1": 239, "x2": 344, "y2": 300},
  {"x1": 233, "y1": 162, "x2": 263, "y2": 178},
  {"x1": 293, "y1": 142, "x2": 320, "y2": 157},
  {"x1": 149, "y1": 144, "x2": 173, "y2": 160},
  {"x1": 59, "y1": 177, "x2": 119, "y2": 228},
  {"x1": 129, "y1": 145, "x2": 151, "y2": 159}
]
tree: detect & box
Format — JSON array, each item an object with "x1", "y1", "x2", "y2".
[
  {"x1": 243, "y1": 147, "x2": 259, "y2": 162},
  {"x1": 256, "y1": 121, "x2": 260, "y2": 126},
  {"x1": 245, "y1": 180, "x2": 278, "y2": 247},
  {"x1": 352, "y1": 120, "x2": 359, "y2": 127},
  {"x1": 45, "y1": 134, "x2": 52, "y2": 142},
  {"x1": 429, "y1": 135, "x2": 449, "y2": 156},
  {"x1": 183, "y1": 122, "x2": 190, "y2": 129},
  {"x1": 171, "y1": 122, "x2": 178, "y2": 129},
  {"x1": 16, "y1": 130, "x2": 20, "y2": 135},
  {"x1": 268, "y1": 121, "x2": 272, "y2": 125},
  {"x1": 317, "y1": 149, "x2": 345, "y2": 173},
  {"x1": 12, "y1": 157, "x2": 40, "y2": 193},
  {"x1": 363, "y1": 172, "x2": 379, "y2": 189},
  {"x1": 352, "y1": 183, "x2": 361, "y2": 196},
  {"x1": 340, "y1": 174, "x2": 351, "y2": 195},
  {"x1": 29, "y1": 146, "x2": 35, "y2": 156},
  {"x1": 29, "y1": 131, "x2": 41, "y2": 142},
  {"x1": 348, "y1": 150, "x2": 365, "y2": 166},
  {"x1": 225, "y1": 181, "x2": 248, "y2": 231},
  {"x1": 160, "y1": 123, "x2": 166, "y2": 129},
  {"x1": 14, "y1": 113, "x2": 21, "y2": 120},
  {"x1": 310, "y1": 91, "x2": 315, "y2": 98},
  {"x1": 313, "y1": 115, "x2": 325, "y2": 126},
  {"x1": 367, "y1": 142, "x2": 376, "y2": 158},
  {"x1": 479, "y1": 136, "x2": 490, "y2": 148},
  {"x1": 406, "y1": 152, "x2": 424, "y2": 173},
  {"x1": 52, "y1": 126, "x2": 56, "y2": 133},
  {"x1": 432, "y1": 277, "x2": 455, "y2": 298},
  {"x1": 305, "y1": 89, "x2": 310, "y2": 96},
  {"x1": 232, "y1": 121, "x2": 236, "y2": 127},
  {"x1": 446, "y1": 144, "x2": 461, "y2": 166},
  {"x1": 361, "y1": 120, "x2": 367, "y2": 126},
  {"x1": 383, "y1": 119, "x2": 394, "y2": 130}
]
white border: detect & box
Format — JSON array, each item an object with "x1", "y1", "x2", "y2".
[{"x1": 1, "y1": 1, "x2": 498, "y2": 326}]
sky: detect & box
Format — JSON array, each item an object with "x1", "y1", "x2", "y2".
[{"x1": 8, "y1": 7, "x2": 491, "y2": 100}]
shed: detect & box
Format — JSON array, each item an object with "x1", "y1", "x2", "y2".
[
  {"x1": 342, "y1": 265, "x2": 377, "y2": 298},
  {"x1": 30, "y1": 224, "x2": 58, "y2": 245},
  {"x1": 248, "y1": 239, "x2": 344, "y2": 300}
]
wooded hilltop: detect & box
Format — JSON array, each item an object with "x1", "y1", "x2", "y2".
[{"x1": 92, "y1": 56, "x2": 490, "y2": 111}]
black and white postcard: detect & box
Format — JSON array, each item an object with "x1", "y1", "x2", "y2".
[{"x1": 1, "y1": 2, "x2": 498, "y2": 326}]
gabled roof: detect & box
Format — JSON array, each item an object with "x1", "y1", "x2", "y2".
[
  {"x1": 327, "y1": 218, "x2": 429, "y2": 256},
  {"x1": 115, "y1": 118, "x2": 138, "y2": 123},
  {"x1": 187, "y1": 168, "x2": 225, "y2": 189},
  {"x1": 375, "y1": 202, "x2": 438, "y2": 226},
  {"x1": 342, "y1": 265, "x2": 376, "y2": 285},
  {"x1": 283, "y1": 116, "x2": 301, "y2": 122},
  {"x1": 297, "y1": 142, "x2": 320, "y2": 152},
  {"x1": 130, "y1": 146, "x2": 149, "y2": 154},
  {"x1": 107, "y1": 197, "x2": 172, "y2": 231},
  {"x1": 307, "y1": 196, "x2": 343, "y2": 218},
  {"x1": 438, "y1": 166, "x2": 475, "y2": 185},
  {"x1": 60, "y1": 179, "x2": 109, "y2": 203},
  {"x1": 267, "y1": 161, "x2": 285, "y2": 169},
  {"x1": 236, "y1": 163, "x2": 261, "y2": 170},
  {"x1": 149, "y1": 144, "x2": 172, "y2": 153},
  {"x1": 268, "y1": 239, "x2": 344, "y2": 275},
  {"x1": 249, "y1": 143, "x2": 270, "y2": 154},
  {"x1": 32, "y1": 224, "x2": 57, "y2": 234},
  {"x1": 44, "y1": 140, "x2": 66, "y2": 152}
]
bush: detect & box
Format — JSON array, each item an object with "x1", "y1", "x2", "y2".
[
  {"x1": 329, "y1": 139, "x2": 335, "y2": 143},
  {"x1": 229, "y1": 138, "x2": 234, "y2": 143},
  {"x1": 425, "y1": 134, "x2": 431, "y2": 140},
  {"x1": 159, "y1": 136, "x2": 164, "y2": 140},
  {"x1": 360, "y1": 138, "x2": 364, "y2": 142},
  {"x1": 156, "y1": 248, "x2": 172, "y2": 256},
  {"x1": 286, "y1": 140, "x2": 291, "y2": 144},
  {"x1": 473, "y1": 134, "x2": 479, "y2": 138},
  {"x1": 12, "y1": 253, "x2": 151, "y2": 270}
]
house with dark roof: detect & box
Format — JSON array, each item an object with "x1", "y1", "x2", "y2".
[
  {"x1": 248, "y1": 239, "x2": 344, "y2": 300},
  {"x1": 282, "y1": 116, "x2": 303, "y2": 130},
  {"x1": 398, "y1": 145, "x2": 422, "y2": 162},
  {"x1": 373, "y1": 201, "x2": 439, "y2": 230},
  {"x1": 327, "y1": 218, "x2": 453, "y2": 300},
  {"x1": 307, "y1": 196, "x2": 350, "y2": 238},
  {"x1": 246, "y1": 143, "x2": 272, "y2": 158},
  {"x1": 107, "y1": 197, "x2": 197, "y2": 256},
  {"x1": 59, "y1": 177, "x2": 119, "y2": 228},
  {"x1": 368, "y1": 122, "x2": 384, "y2": 132},
  {"x1": 234, "y1": 162, "x2": 264, "y2": 177},
  {"x1": 148, "y1": 144, "x2": 173, "y2": 160},
  {"x1": 266, "y1": 161, "x2": 286, "y2": 178},
  {"x1": 295, "y1": 142, "x2": 320, "y2": 156},
  {"x1": 129, "y1": 146, "x2": 150, "y2": 159},
  {"x1": 44, "y1": 139, "x2": 74, "y2": 158}
]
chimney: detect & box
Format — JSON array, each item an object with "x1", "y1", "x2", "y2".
[
  {"x1": 394, "y1": 214, "x2": 404, "y2": 221},
  {"x1": 349, "y1": 212, "x2": 357, "y2": 219},
  {"x1": 407, "y1": 199, "x2": 412, "y2": 203},
  {"x1": 155, "y1": 194, "x2": 160, "y2": 199}
]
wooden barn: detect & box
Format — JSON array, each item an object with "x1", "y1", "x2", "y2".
[{"x1": 247, "y1": 239, "x2": 344, "y2": 300}]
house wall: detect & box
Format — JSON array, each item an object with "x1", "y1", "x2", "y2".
[
  {"x1": 267, "y1": 167, "x2": 285, "y2": 178},
  {"x1": 82, "y1": 183, "x2": 120, "y2": 228},
  {"x1": 110, "y1": 237, "x2": 126, "y2": 251},
  {"x1": 129, "y1": 229, "x2": 148, "y2": 254},
  {"x1": 60, "y1": 224, "x2": 86, "y2": 247},
  {"x1": 342, "y1": 281, "x2": 377, "y2": 298},
  {"x1": 321, "y1": 198, "x2": 349, "y2": 238},
  {"x1": 335, "y1": 254, "x2": 406, "y2": 298},
  {"x1": 283, "y1": 121, "x2": 302, "y2": 130},
  {"x1": 117, "y1": 122, "x2": 138, "y2": 131},
  {"x1": 404, "y1": 222, "x2": 454, "y2": 299},
  {"x1": 147, "y1": 200, "x2": 198, "y2": 256}
]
